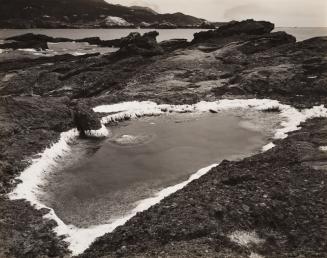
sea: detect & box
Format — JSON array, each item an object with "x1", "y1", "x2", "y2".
[
  {"x1": 0, "y1": 27, "x2": 326, "y2": 42},
  {"x1": 0, "y1": 27, "x2": 326, "y2": 58}
]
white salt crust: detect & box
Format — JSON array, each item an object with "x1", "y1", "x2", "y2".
[{"x1": 8, "y1": 99, "x2": 327, "y2": 255}]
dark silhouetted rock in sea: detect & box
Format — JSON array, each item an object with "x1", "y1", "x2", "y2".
[
  {"x1": 193, "y1": 19, "x2": 275, "y2": 43},
  {"x1": 0, "y1": 40, "x2": 48, "y2": 50},
  {"x1": 1, "y1": 31, "x2": 173, "y2": 51},
  {"x1": 1, "y1": 33, "x2": 73, "y2": 50},
  {"x1": 5, "y1": 33, "x2": 72, "y2": 43},
  {"x1": 112, "y1": 31, "x2": 164, "y2": 58}
]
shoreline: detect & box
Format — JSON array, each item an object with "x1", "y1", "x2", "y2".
[{"x1": 8, "y1": 98, "x2": 327, "y2": 255}]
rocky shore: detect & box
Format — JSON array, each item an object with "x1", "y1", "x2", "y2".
[{"x1": 0, "y1": 19, "x2": 327, "y2": 257}]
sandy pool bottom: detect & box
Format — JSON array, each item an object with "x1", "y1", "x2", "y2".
[{"x1": 37, "y1": 110, "x2": 281, "y2": 227}]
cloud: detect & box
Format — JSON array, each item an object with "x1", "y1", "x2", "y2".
[
  {"x1": 222, "y1": 0, "x2": 327, "y2": 26},
  {"x1": 223, "y1": 3, "x2": 268, "y2": 20}
]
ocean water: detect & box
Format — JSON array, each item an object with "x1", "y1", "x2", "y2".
[
  {"x1": 1, "y1": 27, "x2": 325, "y2": 59},
  {"x1": 0, "y1": 28, "x2": 205, "y2": 42},
  {"x1": 1, "y1": 27, "x2": 326, "y2": 43},
  {"x1": 37, "y1": 111, "x2": 280, "y2": 228},
  {"x1": 275, "y1": 27, "x2": 327, "y2": 41},
  {"x1": 0, "y1": 28, "x2": 205, "y2": 58}
]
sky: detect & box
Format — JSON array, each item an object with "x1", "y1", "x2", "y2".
[{"x1": 106, "y1": 0, "x2": 327, "y2": 27}]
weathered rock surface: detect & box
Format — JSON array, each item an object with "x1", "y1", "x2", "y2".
[
  {"x1": 0, "y1": 97, "x2": 100, "y2": 257},
  {"x1": 193, "y1": 19, "x2": 274, "y2": 43},
  {"x1": 0, "y1": 96, "x2": 74, "y2": 192},
  {"x1": 0, "y1": 96, "x2": 74, "y2": 257},
  {"x1": 0, "y1": 40, "x2": 48, "y2": 50},
  {"x1": 0, "y1": 52, "x2": 100, "y2": 73},
  {"x1": 71, "y1": 101, "x2": 101, "y2": 136},
  {"x1": 0, "y1": 197, "x2": 70, "y2": 258},
  {"x1": 1, "y1": 19, "x2": 327, "y2": 258},
  {"x1": 3, "y1": 20, "x2": 325, "y2": 107},
  {"x1": 112, "y1": 31, "x2": 164, "y2": 58}
]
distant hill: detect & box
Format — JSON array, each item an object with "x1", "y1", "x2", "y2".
[
  {"x1": 0, "y1": 0, "x2": 212, "y2": 28},
  {"x1": 130, "y1": 6, "x2": 158, "y2": 15}
]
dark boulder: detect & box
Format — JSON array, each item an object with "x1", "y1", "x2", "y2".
[
  {"x1": 217, "y1": 19, "x2": 274, "y2": 36},
  {"x1": 1, "y1": 33, "x2": 73, "y2": 50},
  {"x1": 143, "y1": 31, "x2": 160, "y2": 40},
  {"x1": 4, "y1": 33, "x2": 120, "y2": 50},
  {"x1": 92, "y1": 32, "x2": 159, "y2": 49},
  {"x1": 120, "y1": 31, "x2": 159, "y2": 48},
  {"x1": 0, "y1": 40, "x2": 48, "y2": 50},
  {"x1": 76, "y1": 37, "x2": 103, "y2": 45},
  {"x1": 5, "y1": 33, "x2": 72, "y2": 43},
  {"x1": 6, "y1": 33, "x2": 116, "y2": 48},
  {"x1": 83, "y1": 32, "x2": 162, "y2": 49},
  {"x1": 113, "y1": 31, "x2": 164, "y2": 58},
  {"x1": 71, "y1": 102, "x2": 102, "y2": 137},
  {"x1": 193, "y1": 19, "x2": 275, "y2": 43}
]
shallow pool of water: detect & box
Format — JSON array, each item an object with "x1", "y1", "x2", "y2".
[{"x1": 38, "y1": 111, "x2": 280, "y2": 227}]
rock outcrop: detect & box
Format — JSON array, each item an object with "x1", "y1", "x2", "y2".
[
  {"x1": 113, "y1": 31, "x2": 164, "y2": 58},
  {"x1": 193, "y1": 19, "x2": 275, "y2": 43},
  {"x1": 0, "y1": 96, "x2": 74, "y2": 192},
  {"x1": 211, "y1": 36, "x2": 327, "y2": 101},
  {"x1": 1, "y1": 33, "x2": 79, "y2": 50},
  {"x1": 71, "y1": 102, "x2": 102, "y2": 137},
  {"x1": 1, "y1": 31, "x2": 164, "y2": 51},
  {"x1": 0, "y1": 40, "x2": 48, "y2": 50},
  {"x1": 5, "y1": 33, "x2": 72, "y2": 43},
  {"x1": 0, "y1": 197, "x2": 70, "y2": 258},
  {"x1": 1, "y1": 33, "x2": 107, "y2": 50}
]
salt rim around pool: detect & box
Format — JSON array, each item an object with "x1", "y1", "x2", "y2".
[{"x1": 8, "y1": 98, "x2": 327, "y2": 255}]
